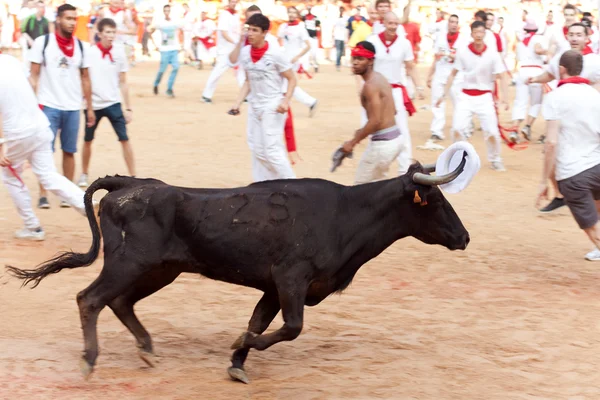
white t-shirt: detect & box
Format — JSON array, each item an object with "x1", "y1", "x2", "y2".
[
  {"x1": 29, "y1": 34, "x2": 90, "y2": 111},
  {"x1": 433, "y1": 32, "x2": 469, "y2": 84},
  {"x1": 240, "y1": 44, "x2": 292, "y2": 108},
  {"x1": 367, "y1": 33, "x2": 413, "y2": 86},
  {"x1": 227, "y1": 33, "x2": 280, "y2": 68},
  {"x1": 193, "y1": 18, "x2": 216, "y2": 39},
  {"x1": 333, "y1": 17, "x2": 347, "y2": 41},
  {"x1": 517, "y1": 34, "x2": 547, "y2": 67},
  {"x1": 154, "y1": 18, "x2": 183, "y2": 52},
  {"x1": 0, "y1": 54, "x2": 50, "y2": 141},
  {"x1": 372, "y1": 20, "x2": 406, "y2": 37},
  {"x1": 468, "y1": 30, "x2": 500, "y2": 54},
  {"x1": 183, "y1": 11, "x2": 196, "y2": 32},
  {"x1": 88, "y1": 43, "x2": 128, "y2": 110},
  {"x1": 546, "y1": 51, "x2": 600, "y2": 83},
  {"x1": 277, "y1": 22, "x2": 310, "y2": 61},
  {"x1": 542, "y1": 82, "x2": 600, "y2": 180},
  {"x1": 216, "y1": 9, "x2": 241, "y2": 55},
  {"x1": 453, "y1": 45, "x2": 506, "y2": 91}
]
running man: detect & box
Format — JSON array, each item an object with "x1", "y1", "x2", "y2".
[
  {"x1": 193, "y1": 10, "x2": 216, "y2": 69},
  {"x1": 29, "y1": 3, "x2": 95, "y2": 209},
  {"x1": 149, "y1": 4, "x2": 183, "y2": 98},
  {"x1": 536, "y1": 50, "x2": 600, "y2": 261},
  {"x1": 0, "y1": 54, "x2": 86, "y2": 241},
  {"x1": 228, "y1": 13, "x2": 297, "y2": 182},
  {"x1": 340, "y1": 41, "x2": 403, "y2": 184},
  {"x1": 78, "y1": 18, "x2": 135, "y2": 187}
]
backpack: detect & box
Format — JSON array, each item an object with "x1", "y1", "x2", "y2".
[{"x1": 42, "y1": 34, "x2": 84, "y2": 67}]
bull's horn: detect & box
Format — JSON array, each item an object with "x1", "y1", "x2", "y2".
[
  {"x1": 422, "y1": 163, "x2": 436, "y2": 173},
  {"x1": 412, "y1": 151, "x2": 468, "y2": 186}
]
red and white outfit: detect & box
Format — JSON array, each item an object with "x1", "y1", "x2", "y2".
[
  {"x1": 365, "y1": 32, "x2": 415, "y2": 174},
  {"x1": 277, "y1": 20, "x2": 317, "y2": 108},
  {"x1": 88, "y1": 43, "x2": 128, "y2": 109},
  {"x1": 430, "y1": 31, "x2": 468, "y2": 140},
  {"x1": 451, "y1": 44, "x2": 507, "y2": 164},
  {"x1": 240, "y1": 43, "x2": 295, "y2": 181},
  {"x1": 512, "y1": 32, "x2": 547, "y2": 121},
  {"x1": 545, "y1": 46, "x2": 600, "y2": 85},
  {"x1": 201, "y1": 8, "x2": 241, "y2": 100},
  {"x1": 193, "y1": 17, "x2": 216, "y2": 62},
  {"x1": 0, "y1": 55, "x2": 85, "y2": 231}
]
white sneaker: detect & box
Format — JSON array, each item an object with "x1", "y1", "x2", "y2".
[
  {"x1": 78, "y1": 173, "x2": 88, "y2": 187},
  {"x1": 15, "y1": 227, "x2": 45, "y2": 241},
  {"x1": 490, "y1": 161, "x2": 506, "y2": 172},
  {"x1": 585, "y1": 248, "x2": 600, "y2": 261}
]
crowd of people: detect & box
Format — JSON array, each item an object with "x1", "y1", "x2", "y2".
[{"x1": 2, "y1": 0, "x2": 600, "y2": 261}]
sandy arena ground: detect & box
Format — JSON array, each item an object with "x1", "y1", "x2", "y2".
[{"x1": 1, "y1": 59, "x2": 600, "y2": 400}]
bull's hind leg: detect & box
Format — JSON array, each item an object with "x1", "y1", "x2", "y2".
[
  {"x1": 108, "y1": 268, "x2": 181, "y2": 367},
  {"x1": 228, "y1": 292, "x2": 280, "y2": 384}
]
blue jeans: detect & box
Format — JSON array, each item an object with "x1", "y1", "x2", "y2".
[
  {"x1": 154, "y1": 50, "x2": 180, "y2": 91},
  {"x1": 42, "y1": 106, "x2": 80, "y2": 153},
  {"x1": 335, "y1": 40, "x2": 345, "y2": 67}
]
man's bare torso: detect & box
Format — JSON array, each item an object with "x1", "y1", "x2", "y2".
[{"x1": 360, "y1": 71, "x2": 397, "y2": 132}]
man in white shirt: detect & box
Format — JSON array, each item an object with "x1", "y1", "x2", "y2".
[
  {"x1": 548, "y1": 4, "x2": 578, "y2": 59},
  {"x1": 537, "y1": 50, "x2": 600, "y2": 261},
  {"x1": 277, "y1": 6, "x2": 318, "y2": 116},
  {"x1": 201, "y1": 0, "x2": 240, "y2": 103},
  {"x1": 371, "y1": 0, "x2": 408, "y2": 38},
  {"x1": 181, "y1": 3, "x2": 197, "y2": 65},
  {"x1": 0, "y1": 54, "x2": 86, "y2": 241},
  {"x1": 28, "y1": 3, "x2": 95, "y2": 209},
  {"x1": 77, "y1": 18, "x2": 135, "y2": 188},
  {"x1": 149, "y1": 4, "x2": 182, "y2": 98},
  {"x1": 228, "y1": 13, "x2": 297, "y2": 183},
  {"x1": 366, "y1": 11, "x2": 423, "y2": 174},
  {"x1": 193, "y1": 10, "x2": 216, "y2": 68},
  {"x1": 437, "y1": 20, "x2": 508, "y2": 171}
]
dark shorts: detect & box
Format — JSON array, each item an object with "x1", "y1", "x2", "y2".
[
  {"x1": 84, "y1": 103, "x2": 129, "y2": 142},
  {"x1": 558, "y1": 163, "x2": 600, "y2": 229}
]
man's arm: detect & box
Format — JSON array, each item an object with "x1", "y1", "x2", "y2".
[
  {"x1": 278, "y1": 68, "x2": 296, "y2": 113},
  {"x1": 29, "y1": 63, "x2": 41, "y2": 92},
  {"x1": 231, "y1": 77, "x2": 250, "y2": 112},
  {"x1": 405, "y1": 60, "x2": 424, "y2": 98},
  {"x1": 528, "y1": 71, "x2": 555, "y2": 84},
  {"x1": 536, "y1": 119, "x2": 559, "y2": 208},
  {"x1": 435, "y1": 68, "x2": 458, "y2": 107},
  {"x1": 119, "y1": 71, "x2": 132, "y2": 123},
  {"x1": 426, "y1": 54, "x2": 437, "y2": 88},
  {"x1": 349, "y1": 83, "x2": 382, "y2": 146},
  {"x1": 399, "y1": 0, "x2": 412, "y2": 25},
  {"x1": 80, "y1": 68, "x2": 96, "y2": 127},
  {"x1": 534, "y1": 42, "x2": 548, "y2": 56},
  {"x1": 292, "y1": 39, "x2": 311, "y2": 63},
  {"x1": 228, "y1": 34, "x2": 246, "y2": 65}
]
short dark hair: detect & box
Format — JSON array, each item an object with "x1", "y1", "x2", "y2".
[
  {"x1": 247, "y1": 13, "x2": 270, "y2": 32},
  {"x1": 474, "y1": 10, "x2": 487, "y2": 22},
  {"x1": 471, "y1": 20, "x2": 486, "y2": 31},
  {"x1": 356, "y1": 40, "x2": 376, "y2": 54},
  {"x1": 449, "y1": 14, "x2": 459, "y2": 21},
  {"x1": 583, "y1": 11, "x2": 592, "y2": 18},
  {"x1": 246, "y1": 5, "x2": 261, "y2": 13},
  {"x1": 57, "y1": 3, "x2": 76, "y2": 17},
  {"x1": 487, "y1": 12, "x2": 494, "y2": 17},
  {"x1": 581, "y1": 17, "x2": 592, "y2": 32},
  {"x1": 375, "y1": 0, "x2": 391, "y2": 7},
  {"x1": 560, "y1": 50, "x2": 584, "y2": 76},
  {"x1": 564, "y1": 4, "x2": 577, "y2": 13},
  {"x1": 163, "y1": 4, "x2": 170, "y2": 10},
  {"x1": 568, "y1": 22, "x2": 589, "y2": 35},
  {"x1": 98, "y1": 18, "x2": 116, "y2": 32}
]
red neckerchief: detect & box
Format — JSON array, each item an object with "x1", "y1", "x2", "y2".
[
  {"x1": 378, "y1": 31, "x2": 397, "y2": 53},
  {"x1": 563, "y1": 25, "x2": 569, "y2": 38},
  {"x1": 288, "y1": 19, "x2": 299, "y2": 26},
  {"x1": 353, "y1": 15, "x2": 362, "y2": 22},
  {"x1": 436, "y1": 17, "x2": 443, "y2": 23},
  {"x1": 447, "y1": 31, "x2": 459, "y2": 48},
  {"x1": 109, "y1": 6, "x2": 123, "y2": 14},
  {"x1": 522, "y1": 31, "x2": 536, "y2": 46},
  {"x1": 97, "y1": 42, "x2": 113, "y2": 62},
  {"x1": 547, "y1": 21, "x2": 554, "y2": 26},
  {"x1": 468, "y1": 42, "x2": 486, "y2": 56},
  {"x1": 55, "y1": 32, "x2": 74, "y2": 57},
  {"x1": 227, "y1": 8, "x2": 236, "y2": 15},
  {"x1": 251, "y1": 41, "x2": 269, "y2": 63},
  {"x1": 557, "y1": 76, "x2": 590, "y2": 87},
  {"x1": 582, "y1": 45, "x2": 594, "y2": 55},
  {"x1": 366, "y1": 20, "x2": 374, "y2": 27},
  {"x1": 305, "y1": 14, "x2": 315, "y2": 20}
]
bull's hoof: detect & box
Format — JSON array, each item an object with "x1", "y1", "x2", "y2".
[
  {"x1": 228, "y1": 367, "x2": 250, "y2": 384},
  {"x1": 230, "y1": 331, "x2": 257, "y2": 350},
  {"x1": 138, "y1": 350, "x2": 157, "y2": 368},
  {"x1": 79, "y1": 358, "x2": 94, "y2": 380}
]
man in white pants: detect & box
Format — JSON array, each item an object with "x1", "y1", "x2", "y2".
[
  {"x1": 366, "y1": 12, "x2": 423, "y2": 174},
  {"x1": 437, "y1": 20, "x2": 508, "y2": 171},
  {"x1": 536, "y1": 50, "x2": 600, "y2": 261},
  {"x1": 193, "y1": 10, "x2": 216, "y2": 68},
  {"x1": 0, "y1": 54, "x2": 86, "y2": 241},
  {"x1": 278, "y1": 6, "x2": 318, "y2": 117},
  {"x1": 511, "y1": 19, "x2": 548, "y2": 141},
  {"x1": 201, "y1": 0, "x2": 240, "y2": 103},
  {"x1": 228, "y1": 13, "x2": 297, "y2": 182},
  {"x1": 428, "y1": 13, "x2": 467, "y2": 142}
]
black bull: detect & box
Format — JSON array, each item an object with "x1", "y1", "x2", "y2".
[{"x1": 7, "y1": 154, "x2": 470, "y2": 384}]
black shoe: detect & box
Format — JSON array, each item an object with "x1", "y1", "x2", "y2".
[
  {"x1": 540, "y1": 197, "x2": 565, "y2": 213},
  {"x1": 38, "y1": 196, "x2": 50, "y2": 209},
  {"x1": 537, "y1": 135, "x2": 546, "y2": 144},
  {"x1": 166, "y1": 89, "x2": 174, "y2": 98},
  {"x1": 202, "y1": 96, "x2": 212, "y2": 103},
  {"x1": 153, "y1": 86, "x2": 158, "y2": 95}
]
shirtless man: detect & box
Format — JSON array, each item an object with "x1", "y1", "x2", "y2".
[{"x1": 341, "y1": 41, "x2": 403, "y2": 184}]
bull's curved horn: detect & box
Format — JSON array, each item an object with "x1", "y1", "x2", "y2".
[
  {"x1": 413, "y1": 151, "x2": 468, "y2": 186},
  {"x1": 422, "y1": 163, "x2": 436, "y2": 173}
]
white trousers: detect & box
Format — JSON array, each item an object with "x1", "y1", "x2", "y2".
[
  {"x1": 360, "y1": 87, "x2": 412, "y2": 174},
  {"x1": 354, "y1": 136, "x2": 403, "y2": 184},
  {"x1": 248, "y1": 101, "x2": 296, "y2": 182},
  {"x1": 511, "y1": 66, "x2": 543, "y2": 121},
  {"x1": 196, "y1": 43, "x2": 216, "y2": 62},
  {"x1": 309, "y1": 37, "x2": 319, "y2": 63},
  {"x1": 293, "y1": 87, "x2": 316, "y2": 107},
  {"x1": 202, "y1": 54, "x2": 232, "y2": 99},
  {"x1": 452, "y1": 92, "x2": 502, "y2": 163},
  {"x1": 2, "y1": 129, "x2": 86, "y2": 229},
  {"x1": 430, "y1": 79, "x2": 461, "y2": 139}
]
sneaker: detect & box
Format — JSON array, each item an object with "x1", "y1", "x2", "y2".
[
  {"x1": 309, "y1": 100, "x2": 318, "y2": 118},
  {"x1": 509, "y1": 132, "x2": 519, "y2": 144},
  {"x1": 490, "y1": 161, "x2": 506, "y2": 171},
  {"x1": 521, "y1": 125, "x2": 532, "y2": 141},
  {"x1": 539, "y1": 197, "x2": 565, "y2": 213},
  {"x1": 430, "y1": 133, "x2": 444, "y2": 142},
  {"x1": 537, "y1": 135, "x2": 546, "y2": 144},
  {"x1": 15, "y1": 227, "x2": 45, "y2": 241},
  {"x1": 60, "y1": 200, "x2": 71, "y2": 208},
  {"x1": 153, "y1": 86, "x2": 158, "y2": 95},
  {"x1": 38, "y1": 197, "x2": 50, "y2": 209},
  {"x1": 202, "y1": 96, "x2": 212, "y2": 104},
  {"x1": 166, "y1": 89, "x2": 174, "y2": 98},
  {"x1": 585, "y1": 248, "x2": 600, "y2": 261},
  {"x1": 78, "y1": 173, "x2": 88, "y2": 188}
]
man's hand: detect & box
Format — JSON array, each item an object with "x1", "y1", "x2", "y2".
[
  {"x1": 342, "y1": 139, "x2": 355, "y2": 154},
  {"x1": 434, "y1": 95, "x2": 445, "y2": 108},
  {"x1": 276, "y1": 98, "x2": 289, "y2": 114},
  {"x1": 86, "y1": 109, "x2": 96, "y2": 127},
  {"x1": 124, "y1": 110, "x2": 133, "y2": 124},
  {"x1": 0, "y1": 147, "x2": 10, "y2": 167},
  {"x1": 536, "y1": 183, "x2": 549, "y2": 208},
  {"x1": 526, "y1": 77, "x2": 535, "y2": 85}
]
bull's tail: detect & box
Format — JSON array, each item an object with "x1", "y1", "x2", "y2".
[{"x1": 6, "y1": 175, "x2": 138, "y2": 288}]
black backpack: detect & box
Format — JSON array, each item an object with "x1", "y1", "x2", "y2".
[{"x1": 42, "y1": 34, "x2": 84, "y2": 67}]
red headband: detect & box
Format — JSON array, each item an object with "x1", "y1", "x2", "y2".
[{"x1": 351, "y1": 44, "x2": 375, "y2": 59}]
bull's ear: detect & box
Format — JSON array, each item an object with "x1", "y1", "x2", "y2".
[{"x1": 413, "y1": 190, "x2": 428, "y2": 206}]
